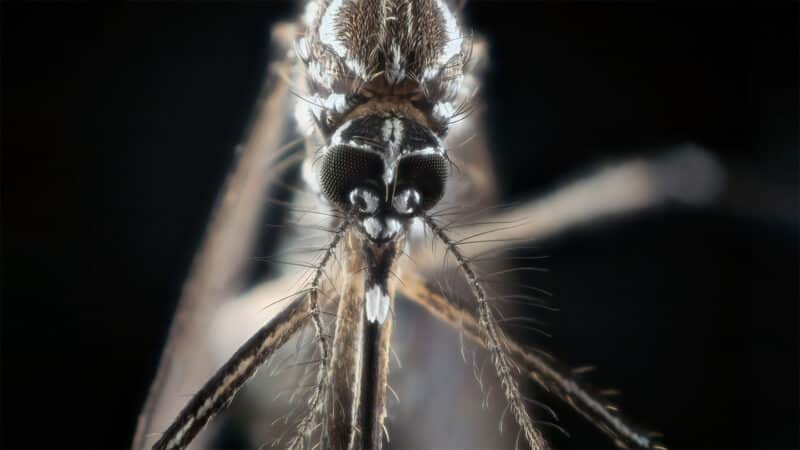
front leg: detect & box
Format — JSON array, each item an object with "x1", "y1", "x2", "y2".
[
  {"x1": 153, "y1": 295, "x2": 312, "y2": 450},
  {"x1": 413, "y1": 146, "x2": 724, "y2": 271}
]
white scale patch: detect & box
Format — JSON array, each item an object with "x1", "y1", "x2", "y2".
[
  {"x1": 319, "y1": 0, "x2": 348, "y2": 59},
  {"x1": 405, "y1": 0, "x2": 414, "y2": 35},
  {"x1": 352, "y1": 188, "x2": 380, "y2": 213},
  {"x1": 381, "y1": 118, "x2": 405, "y2": 186},
  {"x1": 296, "y1": 37, "x2": 311, "y2": 62},
  {"x1": 326, "y1": 120, "x2": 384, "y2": 158},
  {"x1": 308, "y1": 93, "x2": 343, "y2": 123},
  {"x1": 383, "y1": 217, "x2": 401, "y2": 238},
  {"x1": 329, "y1": 119, "x2": 353, "y2": 147},
  {"x1": 412, "y1": 146, "x2": 441, "y2": 156},
  {"x1": 318, "y1": 92, "x2": 348, "y2": 114},
  {"x1": 386, "y1": 41, "x2": 406, "y2": 84},
  {"x1": 432, "y1": 101, "x2": 455, "y2": 124},
  {"x1": 363, "y1": 217, "x2": 382, "y2": 240},
  {"x1": 392, "y1": 189, "x2": 418, "y2": 214},
  {"x1": 365, "y1": 283, "x2": 390, "y2": 323},
  {"x1": 435, "y1": 0, "x2": 463, "y2": 67},
  {"x1": 307, "y1": 59, "x2": 333, "y2": 90}
]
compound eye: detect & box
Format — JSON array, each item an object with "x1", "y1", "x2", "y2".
[
  {"x1": 319, "y1": 145, "x2": 384, "y2": 208},
  {"x1": 396, "y1": 153, "x2": 449, "y2": 211},
  {"x1": 392, "y1": 188, "x2": 421, "y2": 215},
  {"x1": 349, "y1": 187, "x2": 380, "y2": 214}
]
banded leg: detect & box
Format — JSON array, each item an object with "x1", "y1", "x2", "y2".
[
  {"x1": 133, "y1": 23, "x2": 300, "y2": 449},
  {"x1": 153, "y1": 295, "x2": 312, "y2": 450},
  {"x1": 398, "y1": 270, "x2": 661, "y2": 449}
]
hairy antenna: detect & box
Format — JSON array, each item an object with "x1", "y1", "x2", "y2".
[
  {"x1": 423, "y1": 214, "x2": 550, "y2": 450},
  {"x1": 152, "y1": 221, "x2": 348, "y2": 450},
  {"x1": 288, "y1": 220, "x2": 349, "y2": 449}
]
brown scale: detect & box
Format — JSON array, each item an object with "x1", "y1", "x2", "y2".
[{"x1": 342, "y1": 77, "x2": 441, "y2": 136}]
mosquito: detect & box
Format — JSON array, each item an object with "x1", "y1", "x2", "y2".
[{"x1": 132, "y1": 1, "x2": 723, "y2": 449}]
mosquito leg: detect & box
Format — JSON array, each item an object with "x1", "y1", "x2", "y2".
[
  {"x1": 287, "y1": 221, "x2": 349, "y2": 448},
  {"x1": 325, "y1": 233, "x2": 367, "y2": 450},
  {"x1": 416, "y1": 146, "x2": 724, "y2": 270},
  {"x1": 398, "y1": 270, "x2": 662, "y2": 449},
  {"x1": 152, "y1": 295, "x2": 312, "y2": 450},
  {"x1": 404, "y1": 147, "x2": 716, "y2": 447},
  {"x1": 207, "y1": 276, "x2": 318, "y2": 367},
  {"x1": 423, "y1": 215, "x2": 550, "y2": 450},
  {"x1": 133, "y1": 23, "x2": 302, "y2": 450},
  {"x1": 152, "y1": 220, "x2": 346, "y2": 450}
]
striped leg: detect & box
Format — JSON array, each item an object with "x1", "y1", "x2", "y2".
[
  {"x1": 132, "y1": 23, "x2": 302, "y2": 449},
  {"x1": 153, "y1": 296, "x2": 312, "y2": 450}
]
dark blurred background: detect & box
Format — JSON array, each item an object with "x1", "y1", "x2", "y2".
[{"x1": 2, "y1": 1, "x2": 797, "y2": 449}]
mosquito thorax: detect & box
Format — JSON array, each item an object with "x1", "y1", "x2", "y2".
[{"x1": 319, "y1": 112, "x2": 449, "y2": 244}]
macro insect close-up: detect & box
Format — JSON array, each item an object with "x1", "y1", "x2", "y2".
[{"x1": 2, "y1": 2, "x2": 797, "y2": 450}]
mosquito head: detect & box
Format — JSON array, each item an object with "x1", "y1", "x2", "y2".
[{"x1": 319, "y1": 113, "x2": 449, "y2": 244}]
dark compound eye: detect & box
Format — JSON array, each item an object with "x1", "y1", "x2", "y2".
[
  {"x1": 319, "y1": 145, "x2": 384, "y2": 208},
  {"x1": 396, "y1": 153, "x2": 449, "y2": 211}
]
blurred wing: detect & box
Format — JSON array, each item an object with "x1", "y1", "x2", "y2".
[{"x1": 132, "y1": 23, "x2": 300, "y2": 450}]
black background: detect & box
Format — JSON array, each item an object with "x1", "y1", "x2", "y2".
[{"x1": 2, "y1": 1, "x2": 798, "y2": 449}]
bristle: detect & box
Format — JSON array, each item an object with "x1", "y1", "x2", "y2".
[{"x1": 424, "y1": 213, "x2": 551, "y2": 450}]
